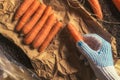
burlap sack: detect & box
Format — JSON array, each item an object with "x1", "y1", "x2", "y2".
[{"x1": 0, "y1": 0, "x2": 118, "y2": 80}]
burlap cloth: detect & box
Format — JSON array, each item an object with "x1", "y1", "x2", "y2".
[{"x1": 0, "y1": 0, "x2": 119, "y2": 80}]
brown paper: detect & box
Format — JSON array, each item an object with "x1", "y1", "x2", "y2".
[{"x1": 0, "y1": 0, "x2": 119, "y2": 80}]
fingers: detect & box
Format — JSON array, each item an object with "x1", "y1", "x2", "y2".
[
  {"x1": 83, "y1": 34, "x2": 103, "y2": 43},
  {"x1": 83, "y1": 34, "x2": 102, "y2": 51},
  {"x1": 83, "y1": 34, "x2": 111, "y2": 52},
  {"x1": 99, "y1": 40, "x2": 112, "y2": 54},
  {"x1": 76, "y1": 41, "x2": 96, "y2": 57}
]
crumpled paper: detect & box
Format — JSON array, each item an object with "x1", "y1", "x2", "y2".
[{"x1": 0, "y1": 0, "x2": 118, "y2": 80}]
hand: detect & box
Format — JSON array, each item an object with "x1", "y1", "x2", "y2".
[
  {"x1": 76, "y1": 34, "x2": 120, "y2": 80},
  {"x1": 77, "y1": 34, "x2": 113, "y2": 67},
  {"x1": 66, "y1": 23, "x2": 120, "y2": 79}
]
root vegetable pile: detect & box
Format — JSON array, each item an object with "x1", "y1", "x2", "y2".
[
  {"x1": 14, "y1": 0, "x2": 63, "y2": 52},
  {"x1": 14, "y1": 0, "x2": 118, "y2": 53}
]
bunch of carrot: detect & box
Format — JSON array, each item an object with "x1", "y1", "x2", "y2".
[
  {"x1": 14, "y1": 0, "x2": 119, "y2": 53},
  {"x1": 14, "y1": 0, "x2": 63, "y2": 52},
  {"x1": 87, "y1": 0, "x2": 120, "y2": 20}
]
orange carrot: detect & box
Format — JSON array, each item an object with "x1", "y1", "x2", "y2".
[
  {"x1": 39, "y1": 21, "x2": 63, "y2": 52},
  {"x1": 15, "y1": 0, "x2": 40, "y2": 32},
  {"x1": 32, "y1": 14, "x2": 56, "y2": 48},
  {"x1": 23, "y1": 6, "x2": 52, "y2": 45},
  {"x1": 88, "y1": 0, "x2": 103, "y2": 19},
  {"x1": 22, "y1": 4, "x2": 46, "y2": 35},
  {"x1": 67, "y1": 23, "x2": 83, "y2": 42},
  {"x1": 15, "y1": 0, "x2": 34, "y2": 20},
  {"x1": 112, "y1": 0, "x2": 120, "y2": 11}
]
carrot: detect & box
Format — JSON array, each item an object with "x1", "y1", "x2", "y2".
[
  {"x1": 88, "y1": 0, "x2": 103, "y2": 20},
  {"x1": 39, "y1": 21, "x2": 63, "y2": 52},
  {"x1": 23, "y1": 6, "x2": 52, "y2": 45},
  {"x1": 112, "y1": 0, "x2": 120, "y2": 11},
  {"x1": 32, "y1": 14, "x2": 56, "y2": 48},
  {"x1": 14, "y1": 0, "x2": 34, "y2": 20},
  {"x1": 22, "y1": 4, "x2": 47, "y2": 35},
  {"x1": 15, "y1": 0, "x2": 40, "y2": 32},
  {"x1": 67, "y1": 23, "x2": 83, "y2": 42}
]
